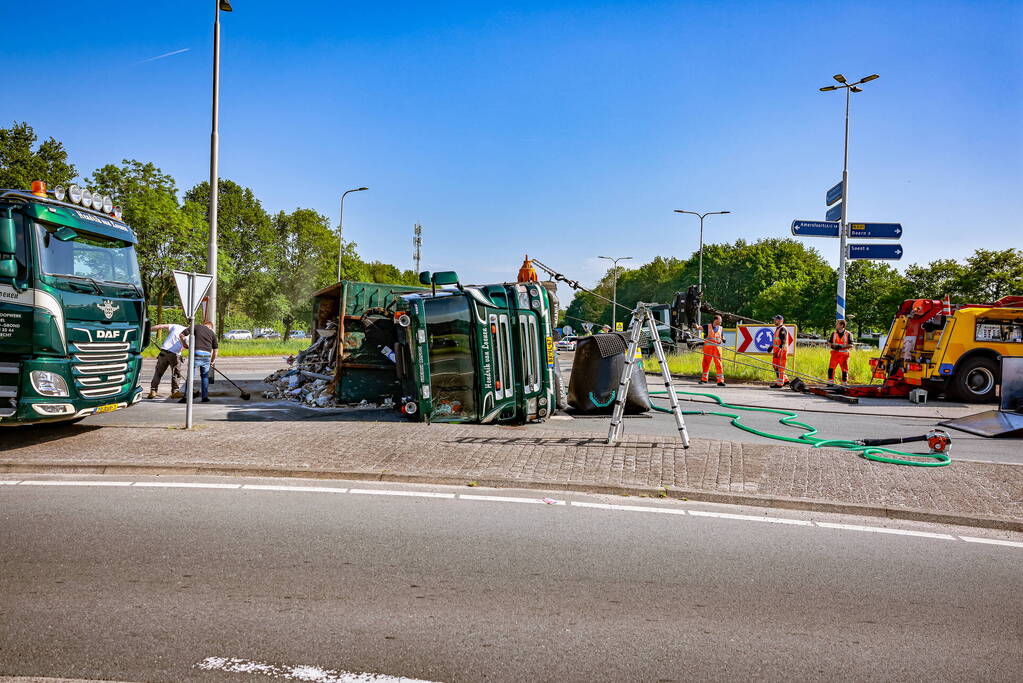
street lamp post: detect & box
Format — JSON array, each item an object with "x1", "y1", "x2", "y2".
[
  {"x1": 819, "y1": 73, "x2": 879, "y2": 320},
  {"x1": 673, "y1": 209, "x2": 730, "y2": 327},
  {"x1": 597, "y1": 255, "x2": 633, "y2": 330},
  {"x1": 207, "y1": 0, "x2": 232, "y2": 329},
  {"x1": 337, "y1": 187, "x2": 369, "y2": 282}
]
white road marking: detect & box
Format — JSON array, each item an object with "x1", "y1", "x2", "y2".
[
  {"x1": 244, "y1": 484, "x2": 349, "y2": 493},
  {"x1": 3, "y1": 478, "x2": 1019, "y2": 550},
  {"x1": 132, "y1": 482, "x2": 241, "y2": 489},
  {"x1": 17, "y1": 480, "x2": 133, "y2": 487},
  {"x1": 350, "y1": 489, "x2": 455, "y2": 499},
  {"x1": 689, "y1": 510, "x2": 813, "y2": 526},
  {"x1": 196, "y1": 656, "x2": 439, "y2": 682},
  {"x1": 460, "y1": 494, "x2": 566, "y2": 505},
  {"x1": 959, "y1": 536, "x2": 1023, "y2": 548},
  {"x1": 572, "y1": 501, "x2": 687, "y2": 515},
  {"x1": 814, "y1": 522, "x2": 956, "y2": 539}
]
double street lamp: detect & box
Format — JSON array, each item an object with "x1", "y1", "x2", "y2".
[
  {"x1": 337, "y1": 187, "x2": 369, "y2": 282},
  {"x1": 206, "y1": 0, "x2": 232, "y2": 328},
  {"x1": 673, "y1": 209, "x2": 730, "y2": 327},
  {"x1": 597, "y1": 255, "x2": 632, "y2": 330},
  {"x1": 819, "y1": 73, "x2": 880, "y2": 320}
]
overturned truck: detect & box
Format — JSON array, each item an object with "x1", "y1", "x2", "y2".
[{"x1": 272, "y1": 271, "x2": 563, "y2": 424}]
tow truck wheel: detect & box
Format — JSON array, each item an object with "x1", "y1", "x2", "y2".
[{"x1": 951, "y1": 356, "x2": 999, "y2": 403}]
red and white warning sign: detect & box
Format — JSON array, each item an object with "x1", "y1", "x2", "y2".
[{"x1": 736, "y1": 325, "x2": 796, "y2": 355}]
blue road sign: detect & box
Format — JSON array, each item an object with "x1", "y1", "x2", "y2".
[
  {"x1": 847, "y1": 222, "x2": 903, "y2": 239},
  {"x1": 791, "y1": 220, "x2": 841, "y2": 237},
  {"x1": 848, "y1": 243, "x2": 903, "y2": 260},
  {"x1": 826, "y1": 181, "x2": 843, "y2": 206},
  {"x1": 826, "y1": 202, "x2": 842, "y2": 222}
]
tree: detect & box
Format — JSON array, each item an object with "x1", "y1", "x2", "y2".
[
  {"x1": 904, "y1": 258, "x2": 969, "y2": 301},
  {"x1": 845, "y1": 260, "x2": 909, "y2": 336},
  {"x1": 184, "y1": 180, "x2": 276, "y2": 335},
  {"x1": 961, "y1": 249, "x2": 1023, "y2": 302},
  {"x1": 272, "y1": 208, "x2": 343, "y2": 338},
  {"x1": 89, "y1": 160, "x2": 206, "y2": 323},
  {"x1": 0, "y1": 122, "x2": 77, "y2": 190}
]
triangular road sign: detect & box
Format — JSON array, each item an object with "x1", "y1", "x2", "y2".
[{"x1": 173, "y1": 270, "x2": 215, "y2": 319}]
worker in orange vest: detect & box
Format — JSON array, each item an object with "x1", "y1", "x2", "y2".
[
  {"x1": 700, "y1": 315, "x2": 726, "y2": 387},
  {"x1": 828, "y1": 318, "x2": 854, "y2": 385},
  {"x1": 770, "y1": 314, "x2": 789, "y2": 388}
]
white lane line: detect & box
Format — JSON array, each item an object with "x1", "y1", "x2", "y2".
[
  {"x1": 349, "y1": 489, "x2": 456, "y2": 499},
  {"x1": 133, "y1": 482, "x2": 240, "y2": 489},
  {"x1": 688, "y1": 510, "x2": 813, "y2": 526},
  {"x1": 0, "y1": 480, "x2": 23, "y2": 485},
  {"x1": 460, "y1": 494, "x2": 566, "y2": 505},
  {"x1": 17, "y1": 480, "x2": 133, "y2": 487},
  {"x1": 243, "y1": 484, "x2": 349, "y2": 493},
  {"x1": 572, "y1": 501, "x2": 687, "y2": 515},
  {"x1": 959, "y1": 536, "x2": 1023, "y2": 548},
  {"x1": 814, "y1": 521, "x2": 956, "y2": 539},
  {"x1": 196, "y1": 656, "x2": 439, "y2": 682}
]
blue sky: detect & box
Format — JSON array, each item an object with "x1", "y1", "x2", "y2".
[{"x1": 2, "y1": 1, "x2": 1020, "y2": 299}]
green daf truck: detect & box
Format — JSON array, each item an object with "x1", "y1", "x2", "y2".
[
  {"x1": 310, "y1": 271, "x2": 562, "y2": 423},
  {"x1": 0, "y1": 182, "x2": 147, "y2": 426}
]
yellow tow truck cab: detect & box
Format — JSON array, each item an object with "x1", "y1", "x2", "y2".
[{"x1": 865, "y1": 296, "x2": 1023, "y2": 403}]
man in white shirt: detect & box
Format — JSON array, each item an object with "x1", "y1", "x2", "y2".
[{"x1": 147, "y1": 323, "x2": 185, "y2": 399}]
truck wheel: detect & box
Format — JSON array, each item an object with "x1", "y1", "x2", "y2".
[{"x1": 951, "y1": 356, "x2": 999, "y2": 403}]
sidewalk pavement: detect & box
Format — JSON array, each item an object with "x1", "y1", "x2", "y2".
[{"x1": 2, "y1": 418, "x2": 1020, "y2": 531}]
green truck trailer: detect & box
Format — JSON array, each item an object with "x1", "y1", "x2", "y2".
[
  {"x1": 309, "y1": 271, "x2": 562, "y2": 423},
  {"x1": 0, "y1": 182, "x2": 147, "y2": 426}
]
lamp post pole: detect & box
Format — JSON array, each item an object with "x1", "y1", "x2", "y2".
[
  {"x1": 820, "y1": 73, "x2": 879, "y2": 320},
  {"x1": 207, "y1": 0, "x2": 232, "y2": 329},
  {"x1": 597, "y1": 255, "x2": 633, "y2": 330},
  {"x1": 673, "y1": 209, "x2": 730, "y2": 327},
  {"x1": 337, "y1": 187, "x2": 369, "y2": 282}
]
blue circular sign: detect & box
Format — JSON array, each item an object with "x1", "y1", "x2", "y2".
[{"x1": 754, "y1": 328, "x2": 774, "y2": 352}]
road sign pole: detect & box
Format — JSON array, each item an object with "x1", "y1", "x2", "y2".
[
  {"x1": 836, "y1": 85, "x2": 851, "y2": 321},
  {"x1": 185, "y1": 277, "x2": 196, "y2": 430}
]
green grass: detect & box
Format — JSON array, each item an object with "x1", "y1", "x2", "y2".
[
  {"x1": 142, "y1": 338, "x2": 312, "y2": 358},
  {"x1": 643, "y1": 345, "x2": 876, "y2": 384}
]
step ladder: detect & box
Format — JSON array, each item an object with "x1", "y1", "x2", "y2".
[{"x1": 607, "y1": 303, "x2": 691, "y2": 448}]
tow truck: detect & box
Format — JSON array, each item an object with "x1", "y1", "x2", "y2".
[{"x1": 0, "y1": 181, "x2": 147, "y2": 425}]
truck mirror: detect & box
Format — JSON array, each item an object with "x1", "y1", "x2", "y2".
[
  {"x1": 0, "y1": 257, "x2": 15, "y2": 279},
  {"x1": 432, "y1": 271, "x2": 460, "y2": 286},
  {"x1": 418, "y1": 271, "x2": 432, "y2": 285},
  {"x1": 0, "y1": 213, "x2": 14, "y2": 254},
  {"x1": 54, "y1": 226, "x2": 78, "y2": 242}
]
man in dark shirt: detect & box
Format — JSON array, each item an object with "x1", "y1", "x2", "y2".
[{"x1": 178, "y1": 321, "x2": 219, "y2": 403}]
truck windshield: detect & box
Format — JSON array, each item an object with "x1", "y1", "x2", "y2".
[
  {"x1": 34, "y1": 222, "x2": 142, "y2": 286},
  {"x1": 423, "y1": 296, "x2": 476, "y2": 420}
]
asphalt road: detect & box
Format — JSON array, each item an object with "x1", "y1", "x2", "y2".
[
  {"x1": 1, "y1": 476, "x2": 1021, "y2": 682},
  {"x1": 97, "y1": 355, "x2": 1023, "y2": 466}
]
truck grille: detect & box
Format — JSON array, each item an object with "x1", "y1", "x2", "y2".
[
  {"x1": 71, "y1": 342, "x2": 132, "y2": 399},
  {"x1": 0, "y1": 362, "x2": 17, "y2": 417}
]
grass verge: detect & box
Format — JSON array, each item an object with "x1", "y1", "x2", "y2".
[
  {"x1": 643, "y1": 346, "x2": 876, "y2": 384},
  {"x1": 143, "y1": 338, "x2": 312, "y2": 358}
]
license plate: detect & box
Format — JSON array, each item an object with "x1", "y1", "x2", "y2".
[{"x1": 95, "y1": 403, "x2": 120, "y2": 414}]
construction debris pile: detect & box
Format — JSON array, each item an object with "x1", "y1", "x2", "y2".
[{"x1": 262, "y1": 323, "x2": 341, "y2": 407}]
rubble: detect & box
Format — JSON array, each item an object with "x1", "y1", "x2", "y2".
[{"x1": 262, "y1": 322, "x2": 343, "y2": 408}]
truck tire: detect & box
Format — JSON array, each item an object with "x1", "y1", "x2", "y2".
[{"x1": 951, "y1": 356, "x2": 999, "y2": 403}]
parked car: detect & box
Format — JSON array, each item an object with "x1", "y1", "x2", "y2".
[
  {"x1": 254, "y1": 328, "x2": 281, "y2": 339},
  {"x1": 287, "y1": 330, "x2": 309, "y2": 340},
  {"x1": 556, "y1": 336, "x2": 578, "y2": 351},
  {"x1": 223, "y1": 329, "x2": 253, "y2": 340}
]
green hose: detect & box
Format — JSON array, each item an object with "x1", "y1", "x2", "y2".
[{"x1": 650, "y1": 389, "x2": 951, "y2": 467}]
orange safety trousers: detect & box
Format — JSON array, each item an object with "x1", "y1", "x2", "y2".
[
  {"x1": 772, "y1": 350, "x2": 788, "y2": 384},
  {"x1": 701, "y1": 347, "x2": 723, "y2": 381}
]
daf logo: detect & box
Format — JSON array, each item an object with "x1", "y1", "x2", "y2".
[
  {"x1": 97, "y1": 300, "x2": 120, "y2": 320},
  {"x1": 96, "y1": 329, "x2": 121, "y2": 339}
]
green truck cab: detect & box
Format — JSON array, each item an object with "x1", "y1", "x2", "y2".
[
  {"x1": 0, "y1": 184, "x2": 147, "y2": 426},
  {"x1": 312, "y1": 271, "x2": 561, "y2": 423}
]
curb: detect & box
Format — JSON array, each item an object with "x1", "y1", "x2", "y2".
[{"x1": 3, "y1": 461, "x2": 1020, "y2": 533}]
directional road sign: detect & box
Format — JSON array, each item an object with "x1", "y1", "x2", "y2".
[
  {"x1": 847, "y1": 222, "x2": 903, "y2": 240},
  {"x1": 791, "y1": 220, "x2": 840, "y2": 238},
  {"x1": 826, "y1": 202, "x2": 842, "y2": 222},
  {"x1": 173, "y1": 270, "x2": 214, "y2": 319},
  {"x1": 847, "y1": 243, "x2": 903, "y2": 261},
  {"x1": 736, "y1": 325, "x2": 796, "y2": 355},
  {"x1": 826, "y1": 181, "x2": 843, "y2": 206}
]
